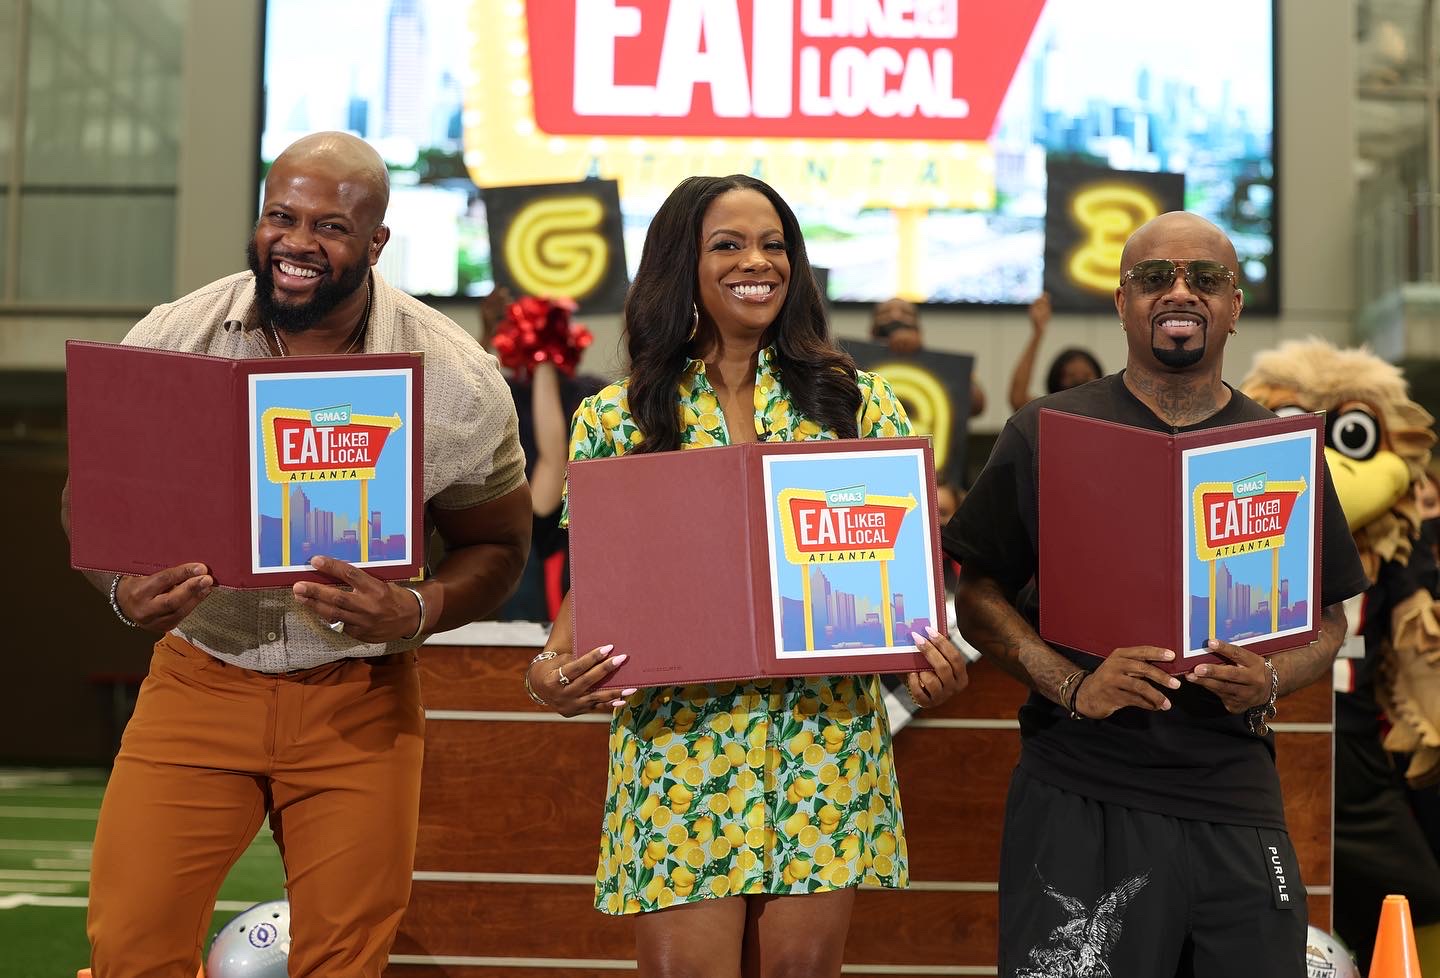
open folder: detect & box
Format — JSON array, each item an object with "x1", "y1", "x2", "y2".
[
  {"x1": 1037, "y1": 408, "x2": 1326, "y2": 673},
  {"x1": 66, "y1": 340, "x2": 424, "y2": 589},
  {"x1": 567, "y1": 437, "x2": 943, "y2": 687}
]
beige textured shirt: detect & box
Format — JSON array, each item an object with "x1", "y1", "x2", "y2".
[{"x1": 121, "y1": 270, "x2": 525, "y2": 672}]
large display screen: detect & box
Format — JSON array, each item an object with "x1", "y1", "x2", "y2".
[{"x1": 261, "y1": 1, "x2": 1276, "y2": 309}]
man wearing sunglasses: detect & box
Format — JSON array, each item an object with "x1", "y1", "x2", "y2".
[{"x1": 946, "y1": 212, "x2": 1368, "y2": 976}]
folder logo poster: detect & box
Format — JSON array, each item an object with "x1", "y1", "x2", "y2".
[
  {"x1": 1180, "y1": 428, "x2": 1318, "y2": 658},
  {"x1": 763, "y1": 447, "x2": 938, "y2": 659},
  {"x1": 248, "y1": 368, "x2": 415, "y2": 575}
]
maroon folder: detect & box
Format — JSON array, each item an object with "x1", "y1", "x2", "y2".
[
  {"x1": 1038, "y1": 409, "x2": 1325, "y2": 674},
  {"x1": 66, "y1": 340, "x2": 424, "y2": 589},
  {"x1": 567, "y1": 437, "x2": 943, "y2": 687}
]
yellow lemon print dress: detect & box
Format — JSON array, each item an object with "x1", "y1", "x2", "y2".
[{"x1": 562, "y1": 347, "x2": 913, "y2": 915}]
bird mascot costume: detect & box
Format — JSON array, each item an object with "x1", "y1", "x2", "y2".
[{"x1": 1241, "y1": 338, "x2": 1440, "y2": 970}]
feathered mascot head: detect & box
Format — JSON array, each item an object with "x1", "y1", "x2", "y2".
[
  {"x1": 1242, "y1": 338, "x2": 1440, "y2": 785},
  {"x1": 1240, "y1": 338, "x2": 1435, "y2": 581}
]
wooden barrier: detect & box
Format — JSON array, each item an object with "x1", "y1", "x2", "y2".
[{"x1": 391, "y1": 627, "x2": 1333, "y2": 976}]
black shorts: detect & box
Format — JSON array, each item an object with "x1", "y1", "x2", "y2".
[{"x1": 999, "y1": 768, "x2": 1308, "y2": 978}]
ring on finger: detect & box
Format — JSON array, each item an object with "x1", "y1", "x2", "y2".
[
  {"x1": 328, "y1": 619, "x2": 345, "y2": 634},
  {"x1": 556, "y1": 663, "x2": 570, "y2": 686}
]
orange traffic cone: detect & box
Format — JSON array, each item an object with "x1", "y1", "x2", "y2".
[{"x1": 1371, "y1": 894, "x2": 1424, "y2": 977}]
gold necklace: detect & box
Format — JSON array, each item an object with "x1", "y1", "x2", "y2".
[{"x1": 268, "y1": 281, "x2": 372, "y2": 357}]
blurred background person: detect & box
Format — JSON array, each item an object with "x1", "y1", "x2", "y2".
[
  {"x1": 480, "y1": 286, "x2": 604, "y2": 621},
  {"x1": 931, "y1": 479, "x2": 981, "y2": 665},
  {"x1": 870, "y1": 297, "x2": 986, "y2": 417},
  {"x1": 935, "y1": 479, "x2": 964, "y2": 592},
  {"x1": 1007, "y1": 292, "x2": 1104, "y2": 411}
]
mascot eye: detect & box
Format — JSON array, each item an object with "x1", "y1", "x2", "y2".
[
  {"x1": 1328, "y1": 408, "x2": 1380, "y2": 461},
  {"x1": 1272, "y1": 405, "x2": 1306, "y2": 418}
]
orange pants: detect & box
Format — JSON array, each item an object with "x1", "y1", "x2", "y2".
[{"x1": 88, "y1": 633, "x2": 425, "y2": 978}]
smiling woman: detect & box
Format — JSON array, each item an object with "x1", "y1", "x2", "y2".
[
  {"x1": 623, "y1": 174, "x2": 863, "y2": 455},
  {"x1": 520, "y1": 173, "x2": 971, "y2": 978}
]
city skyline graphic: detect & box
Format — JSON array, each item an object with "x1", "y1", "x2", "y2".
[
  {"x1": 259, "y1": 492, "x2": 410, "y2": 567},
  {"x1": 764, "y1": 449, "x2": 938, "y2": 658},
  {"x1": 780, "y1": 565, "x2": 936, "y2": 654},
  {"x1": 249, "y1": 369, "x2": 414, "y2": 573},
  {"x1": 1187, "y1": 563, "x2": 1309, "y2": 652},
  {"x1": 1181, "y1": 429, "x2": 1317, "y2": 655}
]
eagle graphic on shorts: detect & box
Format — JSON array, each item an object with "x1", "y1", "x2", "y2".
[{"x1": 1015, "y1": 868, "x2": 1151, "y2": 978}]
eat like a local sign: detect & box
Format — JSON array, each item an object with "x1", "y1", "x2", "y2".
[{"x1": 525, "y1": 0, "x2": 1046, "y2": 140}]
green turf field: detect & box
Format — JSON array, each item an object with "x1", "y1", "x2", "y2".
[{"x1": 0, "y1": 768, "x2": 286, "y2": 978}]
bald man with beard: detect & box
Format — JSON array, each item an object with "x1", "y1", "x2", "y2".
[
  {"x1": 64, "y1": 132, "x2": 531, "y2": 978},
  {"x1": 944, "y1": 213, "x2": 1368, "y2": 976}
]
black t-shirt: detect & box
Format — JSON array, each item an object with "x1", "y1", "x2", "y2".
[{"x1": 943, "y1": 372, "x2": 1370, "y2": 829}]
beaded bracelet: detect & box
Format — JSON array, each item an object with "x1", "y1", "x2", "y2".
[{"x1": 108, "y1": 574, "x2": 139, "y2": 628}]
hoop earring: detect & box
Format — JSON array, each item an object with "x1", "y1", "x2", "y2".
[{"x1": 689, "y1": 303, "x2": 699, "y2": 342}]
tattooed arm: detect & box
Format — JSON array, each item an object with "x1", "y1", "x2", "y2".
[
  {"x1": 954, "y1": 573, "x2": 1080, "y2": 704},
  {"x1": 946, "y1": 411, "x2": 1175, "y2": 718},
  {"x1": 955, "y1": 572, "x2": 1180, "y2": 719},
  {"x1": 1273, "y1": 602, "x2": 1348, "y2": 696}
]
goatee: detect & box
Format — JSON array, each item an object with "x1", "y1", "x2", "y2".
[
  {"x1": 1153, "y1": 346, "x2": 1205, "y2": 368},
  {"x1": 1151, "y1": 321, "x2": 1205, "y2": 369},
  {"x1": 247, "y1": 238, "x2": 369, "y2": 334}
]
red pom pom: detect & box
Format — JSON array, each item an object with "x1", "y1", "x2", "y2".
[{"x1": 493, "y1": 294, "x2": 593, "y2": 378}]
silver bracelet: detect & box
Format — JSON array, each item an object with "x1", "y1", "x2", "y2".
[
  {"x1": 398, "y1": 584, "x2": 428, "y2": 641},
  {"x1": 525, "y1": 649, "x2": 559, "y2": 706},
  {"x1": 108, "y1": 574, "x2": 139, "y2": 628}
]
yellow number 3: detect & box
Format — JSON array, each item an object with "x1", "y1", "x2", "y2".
[{"x1": 1066, "y1": 184, "x2": 1162, "y2": 295}]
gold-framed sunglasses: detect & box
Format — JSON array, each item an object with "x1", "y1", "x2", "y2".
[{"x1": 1119, "y1": 259, "x2": 1238, "y2": 296}]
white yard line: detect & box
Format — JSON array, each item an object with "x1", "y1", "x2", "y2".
[
  {"x1": 0, "y1": 839, "x2": 92, "y2": 851},
  {"x1": 0, "y1": 894, "x2": 257, "y2": 911},
  {"x1": 0, "y1": 882, "x2": 78, "y2": 895},
  {"x1": 0, "y1": 771, "x2": 106, "y2": 790},
  {"x1": 0, "y1": 869, "x2": 90, "y2": 881}
]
